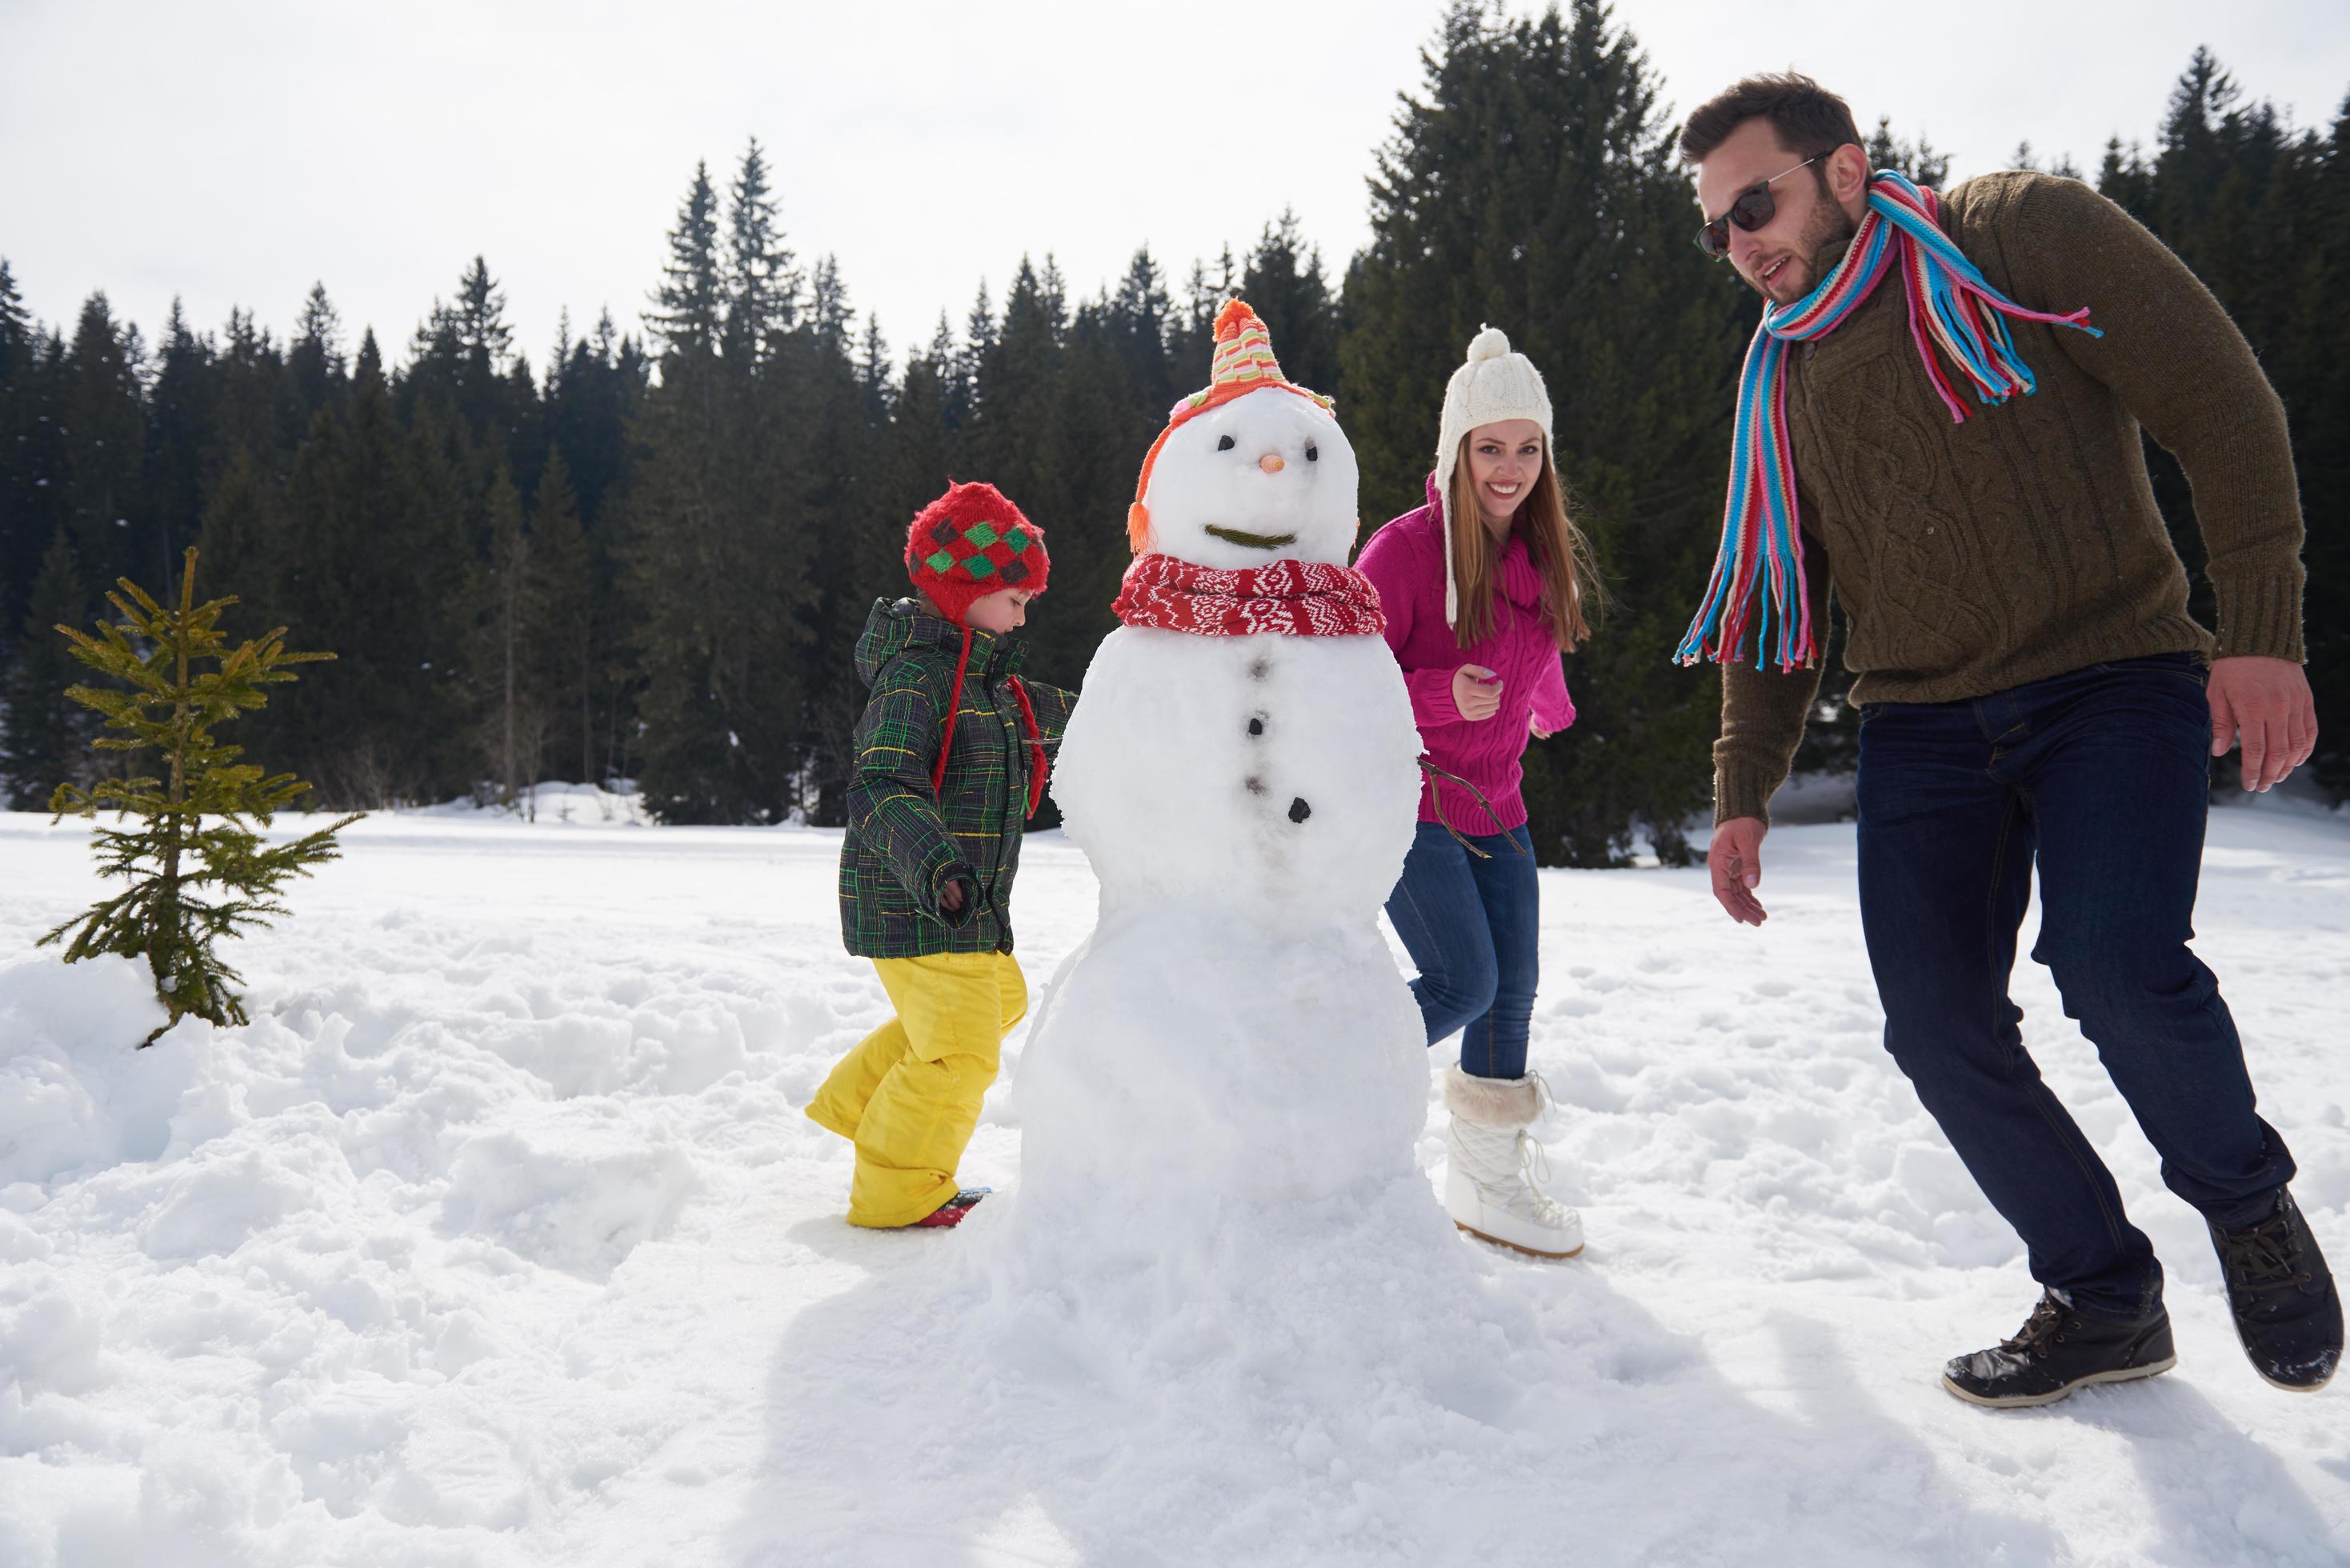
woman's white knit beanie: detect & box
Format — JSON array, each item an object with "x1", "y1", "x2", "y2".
[{"x1": 1434, "y1": 326, "x2": 1555, "y2": 626}]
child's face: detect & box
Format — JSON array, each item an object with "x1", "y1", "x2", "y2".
[{"x1": 965, "y1": 587, "x2": 1033, "y2": 634}]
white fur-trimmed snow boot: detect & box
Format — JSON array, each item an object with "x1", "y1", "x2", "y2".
[{"x1": 1443, "y1": 1063, "x2": 1583, "y2": 1259}]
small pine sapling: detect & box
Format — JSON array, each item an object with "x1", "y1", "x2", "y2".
[{"x1": 39, "y1": 547, "x2": 362, "y2": 1045}]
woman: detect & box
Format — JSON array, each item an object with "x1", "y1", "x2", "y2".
[{"x1": 1355, "y1": 326, "x2": 1598, "y2": 1260}]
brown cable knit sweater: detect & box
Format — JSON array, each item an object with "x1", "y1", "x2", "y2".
[{"x1": 1714, "y1": 170, "x2": 2308, "y2": 825}]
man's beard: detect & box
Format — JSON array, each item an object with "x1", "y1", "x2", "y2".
[{"x1": 1755, "y1": 201, "x2": 1860, "y2": 305}]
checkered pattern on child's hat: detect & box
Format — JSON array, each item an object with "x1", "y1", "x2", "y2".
[{"x1": 905, "y1": 481, "x2": 1050, "y2": 624}]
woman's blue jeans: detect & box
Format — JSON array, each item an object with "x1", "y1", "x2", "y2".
[
  {"x1": 1385, "y1": 822, "x2": 1539, "y2": 1079},
  {"x1": 1856, "y1": 653, "x2": 2294, "y2": 1321}
]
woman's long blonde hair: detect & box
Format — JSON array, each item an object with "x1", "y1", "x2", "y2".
[{"x1": 1446, "y1": 433, "x2": 1600, "y2": 650}]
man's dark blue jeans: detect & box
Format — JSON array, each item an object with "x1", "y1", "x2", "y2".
[
  {"x1": 1856, "y1": 652, "x2": 2295, "y2": 1321},
  {"x1": 1386, "y1": 822, "x2": 1539, "y2": 1079}
]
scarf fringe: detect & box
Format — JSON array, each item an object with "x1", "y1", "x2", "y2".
[{"x1": 1676, "y1": 170, "x2": 2100, "y2": 674}]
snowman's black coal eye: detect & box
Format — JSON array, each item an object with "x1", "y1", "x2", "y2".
[
  {"x1": 1216, "y1": 434, "x2": 1235, "y2": 451},
  {"x1": 1304, "y1": 444, "x2": 1319, "y2": 462}
]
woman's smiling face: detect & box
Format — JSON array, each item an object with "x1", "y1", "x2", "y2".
[{"x1": 1465, "y1": 419, "x2": 1545, "y2": 527}]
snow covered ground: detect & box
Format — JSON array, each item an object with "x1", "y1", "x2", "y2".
[{"x1": 2, "y1": 796, "x2": 2347, "y2": 1566}]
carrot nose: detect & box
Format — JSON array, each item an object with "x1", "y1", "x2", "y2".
[{"x1": 1259, "y1": 454, "x2": 1285, "y2": 474}]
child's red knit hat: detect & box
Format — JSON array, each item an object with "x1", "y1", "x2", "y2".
[{"x1": 906, "y1": 481, "x2": 1049, "y2": 624}]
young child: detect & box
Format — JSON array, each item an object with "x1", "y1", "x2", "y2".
[{"x1": 805, "y1": 480, "x2": 1075, "y2": 1229}]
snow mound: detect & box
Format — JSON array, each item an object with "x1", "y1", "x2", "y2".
[
  {"x1": 439, "y1": 1112, "x2": 695, "y2": 1279},
  {"x1": 408, "y1": 779, "x2": 652, "y2": 826},
  {"x1": 0, "y1": 955, "x2": 192, "y2": 1189}
]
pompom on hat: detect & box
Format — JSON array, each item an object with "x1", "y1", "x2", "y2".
[
  {"x1": 1433, "y1": 326, "x2": 1554, "y2": 626},
  {"x1": 1127, "y1": 298, "x2": 1335, "y2": 554},
  {"x1": 906, "y1": 480, "x2": 1050, "y2": 625}
]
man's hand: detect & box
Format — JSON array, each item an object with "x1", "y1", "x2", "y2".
[
  {"x1": 1709, "y1": 816, "x2": 1769, "y2": 926},
  {"x1": 1452, "y1": 665, "x2": 1503, "y2": 722},
  {"x1": 939, "y1": 878, "x2": 966, "y2": 915},
  {"x1": 2208, "y1": 655, "x2": 2318, "y2": 793}
]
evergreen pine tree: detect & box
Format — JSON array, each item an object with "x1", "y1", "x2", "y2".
[
  {"x1": 61, "y1": 293, "x2": 150, "y2": 589},
  {"x1": 2, "y1": 526, "x2": 97, "y2": 808},
  {"x1": 194, "y1": 446, "x2": 283, "y2": 633},
  {"x1": 1864, "y1": 115, "x2": 1950, "y2": 186},
  {"x1": 450, "y1": 256, "x2": 515, "y2": 365},
  {"x1": 403, "y1": 257, "x2": 534, "y2": 490},
  {"x1": 288, "y1": 282, "x2": 346, "y2": 417},
  {"x1": 858, "y1": 314, "x2": 893, "y2": 425},
  {"x1": 0, "y1": 259, "x2": 47, "y2": 642},
  {"x1": 1239, "y1": 211, "x2": 1341, "y2": 396},
  {"x1": 626, "y1": 160, "x2": 809, "y2": 822},
  {"x1": 1107, "y1": 248, "x2": 1179, "y2": 416},
  {"x1": 725, "y1": 138, "x2": 798, "y2": 359},
  {"x1": 0, "y1": 258, "x2": 28, "y2": 379},
  {"x1": 547, "y1": 308, "x2": 643, "y2": 526},
  {"x1": 2297, "y1": 94, "x2": 2350, "y2": 796},
  {"x1": 470, "y1": 465, "x2": 540, "y2": 805},
  {"x1": 776, "y1": 259, "x2": 877, "y2": 822},
  {"x1": 207, "y1": 306, "x2": 305, "y2": 469},
  {"x1": 959, "y1": 281, "x2": 997, "y2": 422},
  {"x1": 41, "y1": 548, "x2": 359, "y2": 1044},
  {"x1": 275, "y1": 358, "x2": 467, "y2": 806},
  {"x1": 1173, "y1": 246, "x2": 1239, "y2": 369},
  {"x1": 2100, "y1": 137, "x2": 2157, "y2": 220},
  {"x1": 650, "y1": 162, "x2": 725, "y2": 354},
  {"x1": 542, "y1": 309, "x2": 645, "y2": 782},
  {"x1": 529, "y1": 449, "x2": 595, "y2": 786},
  {"x1": 144, "y1": 298, "x2": 222, "y2": 590}
]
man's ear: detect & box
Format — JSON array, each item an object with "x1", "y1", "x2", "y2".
[{"x1": 1827, "y1": 142, "x2": 1872, "y2": 213}]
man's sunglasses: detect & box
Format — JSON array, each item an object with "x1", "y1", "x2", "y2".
[{"x1": 1694, "y1": 155, "x2": 1823, "y2": 261}]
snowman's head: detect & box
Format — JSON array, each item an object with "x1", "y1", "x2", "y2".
[
  {"x1": 1127, "y1": 298, "x2": 1359, "y2": 570},
  {"x1": 1136, "y1": 387, "x2": 1359, "y2": 570}
]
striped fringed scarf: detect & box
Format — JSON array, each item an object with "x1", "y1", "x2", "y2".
[{"x1": 1675, "y1": 169, "x2": 2102, "y2": 673}]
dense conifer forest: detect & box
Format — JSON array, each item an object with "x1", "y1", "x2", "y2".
[{"x1": 2, "y1": 2, "x2": 2341, "y2": 862}]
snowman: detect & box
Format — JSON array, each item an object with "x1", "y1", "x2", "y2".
[{"x1": 1008, "y1": 302, "x2": 1431, "y2": 1238}]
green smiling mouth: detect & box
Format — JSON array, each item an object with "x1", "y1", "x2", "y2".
[{"x1": 1204, "y1": 526, "x2": 1299, "y2": 550}]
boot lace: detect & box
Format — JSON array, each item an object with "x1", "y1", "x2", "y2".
[
  {"x1": 2216, "y1": 1206, "x2": 2312, "y2": 1310},
  {"x1": 1515, "y1": 1073, "x2": 1574, "y2": 1222},
  {"x1": 1505, "y1": 1130, "x2": 1575, "y2": 1226},
  {"x1": 2001, "y1": 1293, "x2": 2075, "y2": 1362}
]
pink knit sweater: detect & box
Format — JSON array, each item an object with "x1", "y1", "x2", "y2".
[{"x1": 1355, "y1": 478, "x2": 1575, "y2": 832}]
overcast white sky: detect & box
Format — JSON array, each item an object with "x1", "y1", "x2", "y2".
[{"x1": 3, "y1": 0, "x2": 2344, "y2": 373}]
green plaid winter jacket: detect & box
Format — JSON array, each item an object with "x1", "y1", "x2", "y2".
[{"x1": 839, "y1": 598, "x2": 1076, "y2": 959}]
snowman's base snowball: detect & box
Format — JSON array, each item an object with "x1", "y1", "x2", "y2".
[{"x1": 1006, "y1": 904, "x2": 1430, "y2": 1251}]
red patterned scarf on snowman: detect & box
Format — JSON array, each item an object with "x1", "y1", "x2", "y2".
[{"x1": 1112, "y1": 553, "x2": 1386, "y2": 637}]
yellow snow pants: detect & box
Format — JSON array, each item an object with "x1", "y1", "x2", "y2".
[{"x1": 804, "y1": 951, "x2": 1027, "y2": 1227}]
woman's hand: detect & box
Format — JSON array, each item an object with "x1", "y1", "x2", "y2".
[
  {"x1": 1451, "y1": 665, "x2": 1503, "y2": 722},
  {"x1": 939, "y1": 878, "x2": 966, "y2": 914},
  {"x1": 1529, "y1": 713, "x2": 1554, "y2": 740}
]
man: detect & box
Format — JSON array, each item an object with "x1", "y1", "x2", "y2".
[{"x1": 1679, "y1": 73, "x2": 2337, "y2": 1408}]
